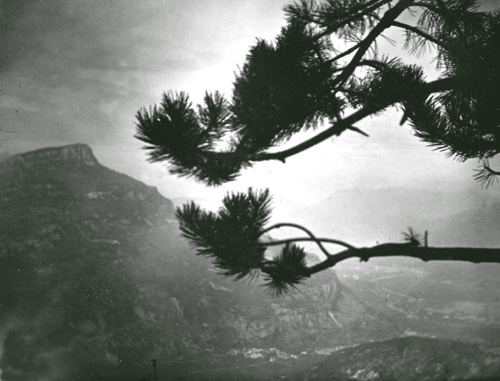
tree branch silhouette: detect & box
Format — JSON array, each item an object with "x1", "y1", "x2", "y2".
[
  {"x1": 263, "y1": 222, "x2": 356, "y2": 257},
  {"x1": 175, "y1": 189, "x2": 500, "y2": 295},
  {"x1": 137, "y1": 0, "x2": 500, "y2": 294},
  {"x1": 328, "y1": 0, "x2": 414, "y2": 90},
  {"x1": 391, "y1": 21, "x2": 443, "y2": 47},
  {"x1": 305, "y1": 245, "x2": 500, "y2": 277},
  {"x1": 248, "y1": 77, "x2": 454, "y2": 163},
  {"x1": 474, "y1": 159, "x2": 500, "y2": 188}
]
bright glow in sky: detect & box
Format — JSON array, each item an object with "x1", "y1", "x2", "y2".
[{"x1": 0, "y1": 0, "x2": 498, "y2": 211}]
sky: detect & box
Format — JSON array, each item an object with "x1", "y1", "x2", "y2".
[{"x1": 0, "y1": 0, "x2": 499, "y2": 212}]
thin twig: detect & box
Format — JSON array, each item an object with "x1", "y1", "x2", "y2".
[
  {"x1": 330, "y1": 0, "x2": 415, "y2": 90},
  {"x1": 262, "y1": 237, "x2": 356, "y2": 250},
  {"x1": 263, "y1": 222, "x2": 356, "y2": 256},
  {"x1": 391, "y1": 20, "x2": 442, "y2": 46},
  {"x1": 253, "y1": 76, "x2": 453, "y2": 162},
  {"x1": 317, "y1": 0, "x2": 391, "y2": 39},
  {"x1": 347, "y1": 125, "x2": 369, "y2": 137}
]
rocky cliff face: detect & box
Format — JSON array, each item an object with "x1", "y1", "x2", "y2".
[
  {"x1": 2, "y1": 144, "x2": 98, "y2": 168},
  {"x1": 0, "y1": 144, "x2": 399, "y2": 381}
]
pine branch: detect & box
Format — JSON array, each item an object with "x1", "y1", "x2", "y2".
[
  {"x1": 251, "y1": 77, "x2": 454, "y2": 163},
  {"x1": 332, "y1": 58, "x2": 390, "y2": 72},
  {"x1": 175, "y1": 189, "x2": 500, "y2": 295},
  {"x1": 136, "y1": 0, "x2": 500, "y2": 187},
  {"x1": 328, "y1": 39, "x2": 364, "y2": 64},
  {"x1": 474, "y1": 159, "x2": 500, "y2": 188},
  {"x1": 176, "y1": 188, "x2": 273, "y2": 279},
  {"x1": 330, "y1": 0, "x2": 415, "y2": 90},
  {"x1": 347, "y1": 125, "x2": 369, "y2": 137},
  {"x1": 157, "y1": 76, "x2": 453, "y2": 175},
  {"x1": 262, "y1": 243, "x2": 309, "y2": 295},
  {"x1": 259, "y1": 238, "x2": 500, "y2": 294},
  {"x1": 315, "y1": 0, "x2": 392, "y2": 39},
  {"x1": 262, "y1": 237, "x2": 358, "y2": 249},
  {"x1": 306, "y1": 244, "x2": 500, "y2": 277},
  {"x1": 136, "y1": 73, "x2": 453, "y2": 184},
  {"x1": 484, "y1": 164, "x2": 500, "y2": 176}
]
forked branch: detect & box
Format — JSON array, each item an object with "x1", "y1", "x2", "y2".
[
  {"x1": 176, "y1": 189, "x2": 500, "y2": 295},
  {"x1": 263, "y1": 222, "x2": 356, "y2": 257}
]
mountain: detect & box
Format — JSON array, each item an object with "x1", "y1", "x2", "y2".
[
  {"x1": 0, "y1": 151, "x2": 10, "y2": 162},
  {"x1": 423, "y1": 202, "x2": 500, "y2": 247},
  {"x1": 337, "y1": 258, "x2": 500, "y2": 346},
  {"x1": 288, "y1": 186, "x2": 500, "y2": 345},
  {"x1": 277, "y1": 337, "x2": 500, "y2": 380},
  {"x1": 272, "y1": 186, "x2": 500, "y2": 380},
  {"x1": 0, "y1": 144, "x2": 399, "y2": 381},
  {"x1": 290, "y1": 188, "x2": 498, "y2": 247}
]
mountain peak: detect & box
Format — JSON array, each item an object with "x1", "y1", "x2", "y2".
[{"x1": 3, "y1": 144, "x2": 99, "y2": 170}]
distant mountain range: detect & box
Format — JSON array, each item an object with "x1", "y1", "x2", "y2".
[
  {"x1": 1, "y1": 144, "x2": 499, "y2": 380},
  {"x1": 0, "y1": 144, "x2": 401, "y2": 380},
  {"x1": 289, "y1": 187, "x2": 499, "y2": 247},
  {"x1": 425, "y1": 202, "x2": 500, "y2": 247}
]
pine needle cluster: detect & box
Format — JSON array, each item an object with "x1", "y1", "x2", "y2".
[
  {"x1": 135, "y1": 91, "x2": 242, "y2": 185},
  {"x1": 263, "y1": 244, "x2": 309, "y2": 296},
  {"x1": 408, "y1": 10, "x2": 500, "y2": 161},
  {"x1": 176, "y1": 189, "x2": 272, "y2": 279},
  {"x1": 137, "y1": 0, "x2": 500, "y2": 294},
  {"x1": 176, "y1": 189, "x2": 310, "y2": 294},
  {"x1": 136, "y1": 0, "x2": 500, "y2": 186}
]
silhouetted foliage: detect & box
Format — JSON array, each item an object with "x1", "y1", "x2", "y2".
[
  {"x1": 136, "y1": 0, "x2": 500, "y2": 295},
  {"x1": 176, "y1": 189, "x2": 272, "y2": 279},
  {"x1": 262, "y1": 244, "x2": 309, "y2": 296}
]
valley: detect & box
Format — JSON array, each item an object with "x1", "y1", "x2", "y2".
[{"x1": 0, "y1": 144, "x2": 499, "y2": 380}]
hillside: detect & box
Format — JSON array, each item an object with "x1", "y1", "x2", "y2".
[
  {"x1": 282, "y1": 186, "x2": 500, "y2": 345},
  {"x1": 0, "y1": 144, "x2": 399, "y2": 380},
  {"x1": 278, "y1": 337, "x2": 500, "y2": 380}
]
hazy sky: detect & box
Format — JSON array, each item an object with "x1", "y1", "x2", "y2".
[{"x1": 0, "y1": 0, "x2": 498, "y2": 209}]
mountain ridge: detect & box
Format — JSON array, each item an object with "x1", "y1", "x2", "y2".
[
  {"x1": 1, "y1": 143, "x2": 99, "y2": 168},
  {"x1": 287, "y1": 186, "x2": 499, "y2": 247},
  {"x1": 0, "y1": 144, "x2": 399, "y2": 380}
]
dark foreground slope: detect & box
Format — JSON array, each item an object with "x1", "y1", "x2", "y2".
[{"x1": 0, "y1": 144, "x2": 399, "y2": 381}]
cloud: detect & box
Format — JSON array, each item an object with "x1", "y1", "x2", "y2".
[
  {"x1": 479, "y1": 0, "x2": 499, "y2": 11},
  {"x1": 0, "y1": 94, "x2": 40, "y2": 112},
  {"x1": 0, "y1": 0, "x2": 291, "y2": 162},
  {"x1": 2, "y1": 0, "x2": 495, "y2": 201}
]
